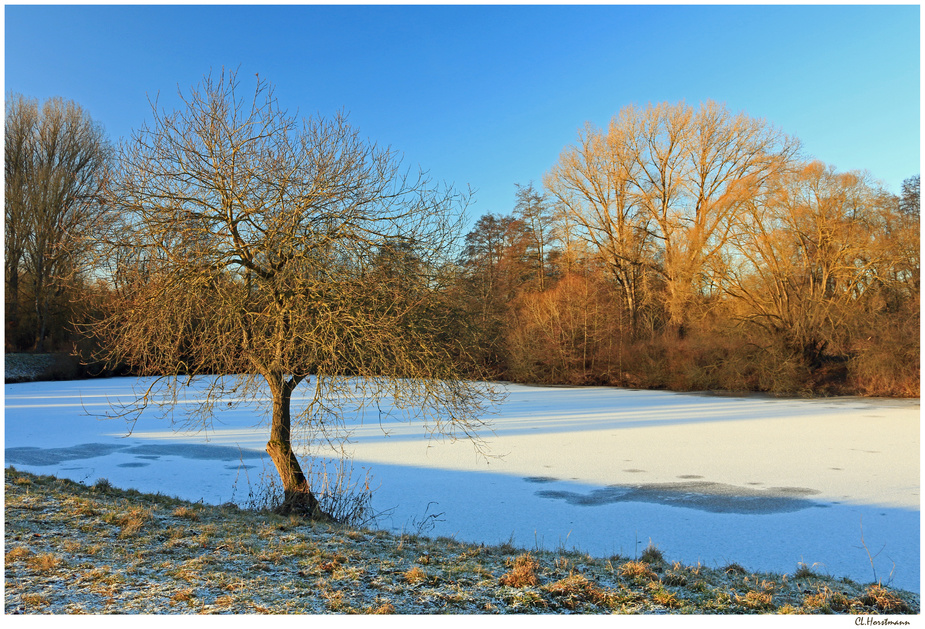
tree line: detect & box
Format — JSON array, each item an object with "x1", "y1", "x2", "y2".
[
  {"x1": 5, "y1": 90, "x2": 920, "y2": 397},
  {"x1": 453, "y1": 102, "x2": 919, "y2": 396}
]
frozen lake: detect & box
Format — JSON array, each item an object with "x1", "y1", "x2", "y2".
[{"x1": 4, "y1": 377, "x2": 920, "y2": 592}]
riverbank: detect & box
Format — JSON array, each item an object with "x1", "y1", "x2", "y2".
[{"x1": 5, "y1": 468, "x2": 918, "y2": 615}]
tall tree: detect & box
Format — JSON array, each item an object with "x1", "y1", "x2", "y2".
[
  {"x1": 89, "y1": 71, "x2": 497, "y2": 516},
  {"x1": 4, "y1": 94, "x2": 37, "y2": 344},
  {"x1": 5, "y1": 93, "x2": 110, "y2": 351},
  {"x1": 513, "y1": 182, "x2": 555, "y2": 290},
  {"x1": 546, "y1": 101, "x2": 798, "y2": 333},
  {"x1": 456, "y1": 212, "x2": 530, "y2": 374},
  {"x1": 544, "y1": 115, "x2": 652, "y2": 332}
]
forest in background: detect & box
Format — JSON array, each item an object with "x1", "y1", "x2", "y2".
[{"x1": 5, "y1": 94, "x2": 920, "y2": 397}]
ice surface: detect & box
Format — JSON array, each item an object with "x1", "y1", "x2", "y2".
[{"x1": 4, "y1": 377, "x2": 920, "y2": 592}]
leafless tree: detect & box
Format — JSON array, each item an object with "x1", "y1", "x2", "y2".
[
  {"x1": 544, "y1": 115, "x2": 653, "y2": 331},
  {"x1": 723, "y1": 161, "x2": 901, "y2": 366},
  {"x1": 88, "y1": 71, "x2": 499, "y2": 516},
  {"x1": 5, "y1": 93, "x2": 110, "y2": 351},
  {"x1": 546, "y1": 101, "x2": 798, "y2": 333}
]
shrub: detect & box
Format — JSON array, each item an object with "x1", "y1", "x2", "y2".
[
  {"x1": 792, "y1": 562, "x2": 817, "y2": 579},
  {"x1": 723, "y1": 562, "x2": 748, "y2": 575}
]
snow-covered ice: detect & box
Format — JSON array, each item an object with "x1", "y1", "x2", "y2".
[{"x1": 4, "y1": 377, "x2": 920, "y2": 592}]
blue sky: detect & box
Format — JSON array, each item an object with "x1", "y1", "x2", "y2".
[{"x1": 5, "y1": 4, "x2": 920, "y2": 224}]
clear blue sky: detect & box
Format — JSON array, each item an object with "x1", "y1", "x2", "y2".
[{"x1": 5, "y1": 4, "x2": 920, "y2": 224}]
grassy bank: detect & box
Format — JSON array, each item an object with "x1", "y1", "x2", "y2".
[{"x1": 4, "y1": 467, "x2": 918, "y2": 615}]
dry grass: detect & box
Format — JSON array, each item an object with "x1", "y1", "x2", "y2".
[
  {"x1": 803, "y1": 585, "x2": 851, "y2": 612},
  {"x1": 498, "y1": 553, "x2": 539, "y2": 587},
  {"x1": 618, "y1": 560, "x2": 658, "y2": 582},
  {"x1": 26, "y1": 552, "x2": 62, "y2": 573},
  {"x1": 862, "y1": 584, "x2": 912, "y2": 613},
  {"x1": 172, "y1": 505, "x2": 201, "y2": 521},
  {"x1": 104, "y1": 506, "x2": 152, "y2": 538},
  {"x1": 543, "y1": 573, "x2": 611, "y2": 609},
  {"x1": 4, "y1": 467, "x2": 920, "y2": 615},
  {"x1": 403, "y1": 566, "x2": 428, "y2": 585},
  {"x1": 5, "y1": 545, "x2": 31, "y2": 566},
  {"x1": 649, "y1": 583, "x2": 682, "y2": 609},
  {"x1": 737, "y1": 589, "x2": 774, "y2": 611}
]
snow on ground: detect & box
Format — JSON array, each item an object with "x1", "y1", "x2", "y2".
[{"x1": 3, "y1": 377, "x2": 920, "y2": 592}]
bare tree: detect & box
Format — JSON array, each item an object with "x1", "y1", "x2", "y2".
[
  {"x1": 544, "y1": 115, "x2": 653, "y2": 332},
  {"x1": 4, "y1": 94, "x2": 36, "y2": 342},
  {"x1": 88, "y1": 71, "x2": 498, "y2": 516},
  {"x1": 723, "y1": 161, "x2": 899, "y2": 367},
  {"x1": 5, "y1": 93, "x2": 110, "y2": 351},
  {"x1": 546, "y1": 101, "x2": 798, "y2": 334}
]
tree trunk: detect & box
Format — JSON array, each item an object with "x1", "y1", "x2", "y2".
[
  {"x1": 265, "y1": 376, "x2": 327, "y2": 519},
  {"x1": 34, "y1": 276, "x2": 48, "y2": 353},
  {"x1": 6, "y1": 265, "x2": 20, "y2": 345}
]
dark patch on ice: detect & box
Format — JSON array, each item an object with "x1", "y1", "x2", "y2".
[
  {"x1": 677, "y1": 474, "x2": 703, "y2": 479},
  {"x1": 524, "y1": 476, "x2": 557, "y2": 484},
  {"x1": 135, "y1": 455, "x2": 161, "y2": 460},
  {"x1": 536, "y1": 481, "x2": 825, "y2": 514},
  {"x1": 623, "y1": 468, "x2": 646, "y2": 473},
  {"x1": 225, "y1": 464, "x2": 257, "y2": 471},
  {"x1": 5, "y1": 441, "x2": 265, "y2": 466},
  {"x1": 117, "y1": 462, "x2": 149, "y2": 468},
  {"x1": 5, "y1": 443, "x2": 125, "y2": 466}
]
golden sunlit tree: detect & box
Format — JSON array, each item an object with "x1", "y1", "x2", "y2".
[
  {"x1": 544, "y1": 114, "x2": 653, "y2": 332},
  {"x1": 546, "y1": 101, "x2": 799, "y2": 334}
]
